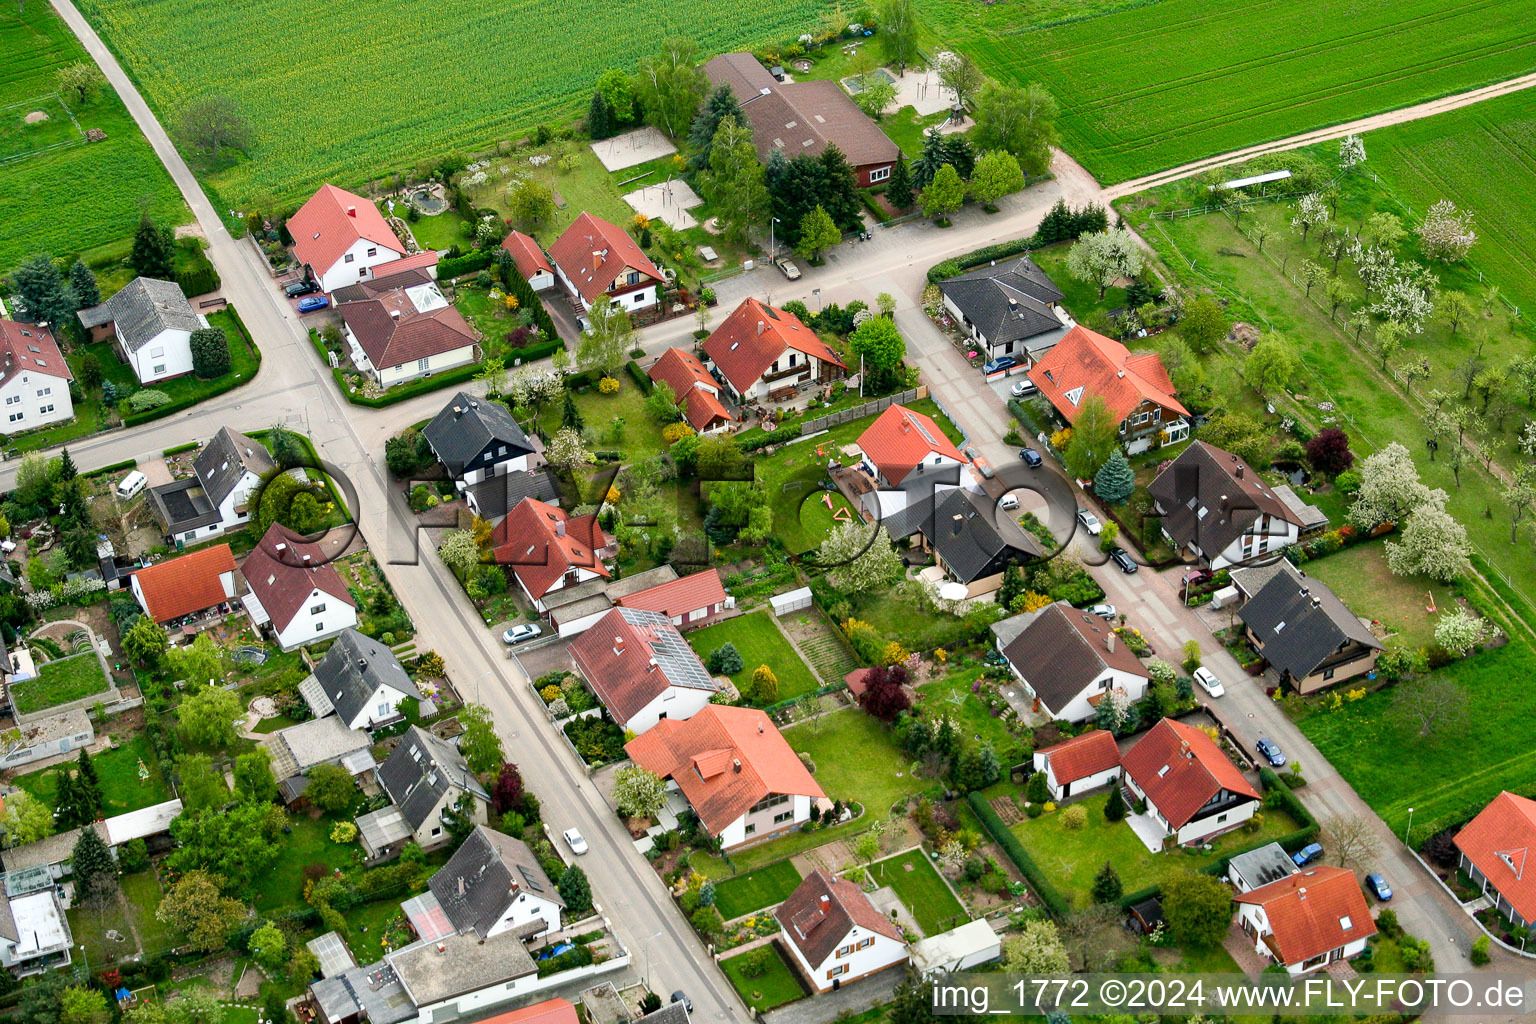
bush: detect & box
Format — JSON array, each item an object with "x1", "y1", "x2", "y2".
[
  {"x1": 127, "y1": 389, "x2": 172, "y2": 412},
  {"x1": 437, "y1": 250, "x2": 497, "y2": 280},
  {"x1": 1470, "y1": 935, "x2": 1490, "y2": 965},
  {"x1": 706, "y1": 643, "x2": 743, "y2": 675},
  {"x1": 408, "y1": 485, "x2": 439, "y2": 512},
  {"x1": 967, "y1": 791, "x2": 1070, "y2": 917},
  {"x1": 1061, "y1": 805, "x2": 1087, "y2": 830},
  {"x1": 739, "y1": 947, "x2": 772, "y2": 978},
  {"x1": 190, "y1": 327, "x2": 231, "y2": 379},
  {"x1": 625, "y1": 361, "x2": 654, "y2": 394}
]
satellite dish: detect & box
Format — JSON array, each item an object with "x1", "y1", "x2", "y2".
[{"x1": 939, "y1": 582, "x2": 968, "y2": 601}]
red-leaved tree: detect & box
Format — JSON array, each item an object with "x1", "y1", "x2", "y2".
[
  {"x1": 859, "y1": 663, "x2": 912, "y2": 721},
  {"x1": 492, "y1": 762, "x2": 524, "y2": 813},
  {"x1": 1306, "y1": 427, "x2": 1355, "y2": 477}
]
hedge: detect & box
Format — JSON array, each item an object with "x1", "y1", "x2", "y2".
[
  {"x1": 83, "y1": 458, "x2": 138, "y2": 478},
  {"x1": 438, "y1": 249, "x2": 497, "y2": 280},
  {"x1": 162, "y1": 442, "x2": 198, "y2": 457},
  {"x1": 859, "y1": 189, "x2": 891, "y2": 224},
  {"x1": 928, "y1": 238, "x2": 1037, "y2": 283},
  {"x1": 1116, "y1": 768, "x2": 1320, "y2": 909},
  {"x1": 176, "y1": 265, "x2": 220, "y2": 298},
  {"x1": 340, "y1": 360, "x2": 483, "y2": 408},
  {"x1": 497, "y1": 256, "x2": 559, "y2": 340},
  {"x1": 625, "y1": 360, "x2": 654, "y2": 395},
  {"x1": 504, "y1": 338, "x2": 564, "y2": 366},
  {"x1": 740, "y1": 424, "x2": 804, "y2": 452},
  {"x1": 967, "y1": 791, "x2": 1071, "y2": 918},
  {"x1": 122, "y1": 306, "x2": 262, "y2": 426}
]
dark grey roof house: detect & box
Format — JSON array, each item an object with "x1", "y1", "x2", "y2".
[
  {"x1": 1149, "y1": 441, "x2": 1306, "y2": 569},
  {"x1": 423, "y1": 392, "x2": 538, "y2": 483},
  {"x1": 938, "y1": 257, "x2": 1070, "y2": 364},
  {"x1": 300, "y1": 629, "x2": 421, "y2": 731},
  {"x1": 995, "y1": 601, "x2": 1151, "y2": 722},
  {"x1": 377, "y1": 726, "x2": 489, "y2": 849},
  {"x1": 148, "y1": 426, "x2": 275, "y2": 545},
  {"x1": 77, "y1": 277, "x2": 200, "y2": 351},
  {"x1": 427, "y1": 825, "x2": 563, "y2": 940},
  {"x1": 463, "y1": 467, "x2": 561, "y2": 523},
  {"x1": 884, "y1": 487, "x2": 1037, "y2": 585},
  {"x1": 1237, "y1": 559, "x2": 1382, "y2": 694}
]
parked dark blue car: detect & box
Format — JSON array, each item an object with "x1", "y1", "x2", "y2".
[
  {"x1": 1019, "y1": 447, "x2": 1043, "y2": 468},
  {"x1": 983, "y1": 356, "x2": 1017, "y2": 375},
  {"x1": 1365, "y1": 873, "x2": 1393, "y2": 901},
  {"x1": 296, "y1": 295, "x2": 329, "y2": 313},
  {"x1": 1255, "y1": 737, "x2": 1287, "y2": 767},
  {"x1": 1292, "y1": 843, "x2": 1323, "y2": 867}
]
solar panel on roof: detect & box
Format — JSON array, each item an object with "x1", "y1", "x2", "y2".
[{"x1": 517, "y1": 865, "x2": 544, "y2": 892}]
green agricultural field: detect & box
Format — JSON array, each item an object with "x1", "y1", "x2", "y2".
[
  {"x1": 73, "y1": 0, "x2": 833, "y2": 209},
  {"x1": 924, "y1": 0, "x2": 1536, "y2": 184},
  {"x1": 0, "y1": 6, "x2": 185, "y2": 269}
]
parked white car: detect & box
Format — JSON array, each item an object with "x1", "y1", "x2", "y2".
[
  {"x1": 563, "y1": 828, "x2": 589, "y2": 855},
  {"x1": 1076, "y1": 508, "x2": 1102, "y2": 535},
  {"x1": 1193, "y1": 666, "x2": 1226, "y2": 698},
  {"x1": 503, "y1": 623, "x2": 542, "y2": 644},
  {"x1": 1088, "y1": 603, "x2": 1117, "y2": 621}
]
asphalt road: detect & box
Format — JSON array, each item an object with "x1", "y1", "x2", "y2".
[{"x1": 35, "y1": 0, "x2": 1529, "y2": 1005}]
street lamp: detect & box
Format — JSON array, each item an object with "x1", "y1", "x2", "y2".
[
  {"x1": 470, "y1": 668, "x2": 497, "y2": 703},
  {"x1": 813, "y1": 288, "x2": 822, "y2": 312},
  {"x1": 768, "y1": 217, "x2": 781, "y2": 259},
  {"x1": 1404, "y1": 807, "x2": 1415, "y2": 847},
  {"x1": 78, "y1": 942, "x2": 88, "y2": 981},
  {"x1": 642, "y1": 929, "x2": 663, "y2": 993}
]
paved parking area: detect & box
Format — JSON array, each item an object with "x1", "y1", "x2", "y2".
[{"x1": 511, "y1": 636, "x2": 578, "y2": 682}]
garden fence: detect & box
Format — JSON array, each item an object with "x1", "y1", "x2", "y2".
[{"x1": 798, "y1": 387, "x2": 923, "y2": 434}]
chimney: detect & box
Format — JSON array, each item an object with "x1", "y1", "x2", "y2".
[
  {"x1": 275, "y1": 542, "x2": 287, "y2": 552},
  {"x1": 758, "y1": 721, "x2": 764, "y2": 734},
  {"x1": 457, "y1": 877, "x2": 465, "y2": 897},
  {"x1": 1236, "y1": 464, "x2": 1244, "y2": 479},
  {"x1": 266, "y1": 575, "x2": 276, "y2": 586},
  {"x1": 302, "y1": 554, "x2": 312, "y2": 563},
  {"x1": 436, "y1": 943, "x2": 446, "y2": 954},
  {"x1": 555, "y1": 519, "x2": 566, "y2": 538},
  {"x1": 1008, "y1": 297, "x2": 1018, "y2": 311},
  {"x1": 390, "y1": 309, "x2": 401, "y2": 321},
  {"x1": 820, "y1": 895, "x2": 829, "y2": 906},
  {"x1": 1298, "y1": 887, "x2": 1307, "y2": 901},
  {"x1": 592, "y1": 251, "x2": 603, "y2": 271},
  {"x1": 1180, "y1": 739, "x2": 1191, "y2": 757},
  {"x1": 733, "y1": 759, "x2": 742, "y2": 773},
  {"x1": 647, "y1": 657, "x2": 658, "y2": 671},
  {"x1": 452, "y1": 405, "x2": 463, "y2": 417},
  {"x1": 757, "y1": 320, "x2": 766, "y2": 335},
  {"x1": 900, "y1": 419, "x2": 911, "y2": 434},
  {"x1": 1105, "y1": 632, "x2": 1115, "y2": 654},
  {"x1": 347, "y1": 206, "x2": 357, "y2": 217}
]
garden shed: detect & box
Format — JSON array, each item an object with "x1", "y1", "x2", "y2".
[{"x1": 770, "y1": 587, "x2": 813, "y2": 616}]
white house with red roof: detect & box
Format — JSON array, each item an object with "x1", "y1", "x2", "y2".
[
  {"x1": 1122, "y1": 718, "x2": 1261, "y2": 848},
  {"x1": 1031, "y1": 730, "x2": 1121, "y2": 802},
  {"x1": 625, "y1": 705, "x2": 825, "y2": 849},
  {"x1": 856, "y1": 403, "x2": 966, "y2": 488},
  {"x1": 240, "y1": 524, "x2": 357, "y2": 651},
  {"x1": 569, "y1": 607, "x2": 720, "y2": 734},
  {"x1": 703, "y1": 298, "x2": 847, "y2": 403},
  {"x1": 489, "y1": 498, "x2": 612, "y2": 611},
  {"x1": 614, "y1": 567, "x2": 729, "y2": 628},
  {"x1": 0, "y1": 320, "x2": 73, "y2": 429},
  {"x1": 774, "y1": 870, "x2": 908, "y2": 992},
  {"x1": 499, "y1": 231, "x2": 555, "y2": 291},
  {"x1": 548, "y1": 212, "x2": 662, "y2": 318},
  {"x1": 648, "y1": 348, "x2": 734, "y2": 434},
  {"x1": 130, "y1": 544, "x2": 237, "y2": 626},
  {"x1": 1234, "y1": 865, "x2": 1376, "y2": 973},
  {"x1": 1025, "y1": 325, "x2": 1190, "y2": 455},
  {"x1": 288, "y1": 184, "x2": 407, "y2": 294},
  {"x1": 1455, "y1": 790, "x2": 1536, "y2": 929}
]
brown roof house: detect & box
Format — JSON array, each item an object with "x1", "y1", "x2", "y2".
[
  {"x1": 704, "y1": 53, "x2": 900, "y2": 189},
  {"x1": 625, "y1": 705, "x2": 826, "y2": 849},
  {"x1": 1030, "y1": 730, "x2": 1121, "y2": 803},
  {"x1": 1122, "y1": 718, "x2": 1261, "y2": 848},
  {"x1": 1026, "y1": 325, "x2": 1190, "y2": 456},
  {"x1": 1235, "y1": 559, "x2": 1382, "y2": 694},
  {"x1": 774, "y1": 870, "x2": 908, "y2": 993},
  {"x1": 1234, "y1": 865, "x2": 1376, "y2": 973},
  {"x1": 1150, "y1": 441, "x2": 1313, "y2": 569},
  {"x1": 568, "y1": 608, "x2": 720, "y2": 735},
  {"x1": 337, "y1": 269, "x2": 477, "y2": 389},
  {"x1": 647, "y1": 347, "x2": 734, "y2": 435},
  {"x1": 991, "y1": 602, "x2": 1151, "y2": 725},
  {"x1": 240, "y1": 524, "x2": 357, "y2": 650}
]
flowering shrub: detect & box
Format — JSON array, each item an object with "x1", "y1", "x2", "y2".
[{"x1": 598, "y1": 376, "x2": 620, "y2": 394}]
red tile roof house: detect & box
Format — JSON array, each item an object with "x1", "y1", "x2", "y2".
[
  {"x1": 569, "y1": 607, "x2": 721, "y2": 734},
  {"x1": 1234, "y1": 865, "x2": 1376, "y2": 973},
  {"x1": 548, "y1": 211, "x2": 663, "y2": 321},
  {"x1": 613, "y1": 567, "x2": 730, "y2": 629},
  {"x1": 499, "y1": 230, "x2": 556, "y2": 292},
  {"x1": 625, "y1": 704, "x2": 826, "y2": 849},
  {"x1": 239, "y1": 524, "x2": 358, "y2": 651},
  {"x1": 703, "y1": 298, "x2": 847, "y2": 404},
  {"x1": 489, "y1": 498, "x2": 613, "y2": 612},
  {"x1": 129, "y1": 544, "x2": 237, "y2": 626},
  {"x1": 1030, "y1": 729, "x2": 1121, "y2": 803},
  {"x1": 0, "y1": 319, "x2": 74, "y2": 430},
  {"x1": 1122, "y1": 718, "x2": 1261, "y2": 848},
  {"x1": 1455, "y1": 790, "x2": 1536, "y2": 930},
  {"x1": 1025, "y1": 325, "x2": 1191, "y2": 456},
  {"x1": 288, "y1": 184, "x2": 407, "y2": 294},
  {"x1": 335, "y1": 269, "x2": 478, "y2": 388},
  {"x1": 647, "y1": 347, "x2": 735, "y2": 434},
  {"x1": 856, "y1": 403, "x2": 967, "y2": 488},
  {"x1": 774, "y1": 870, "x2": 908, "y2": 993},
  {"x1": 705, "y1": 53, "x2": 901, "y2": 189}
]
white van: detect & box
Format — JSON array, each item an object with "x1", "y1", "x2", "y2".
[{"x1": 115, "y1": 471, "x2": 148, "y2": 501}]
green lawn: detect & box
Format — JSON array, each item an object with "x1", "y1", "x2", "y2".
[
  {"x1": 538, "y1": 381, "x2": 668, "y2": 464},
  {"x1": 0, "y1": 5, "x2": 185, "y2": 270},
  {"x1": 68, "y1": 892, "x2": 135, "y2": 967},
  {"x1": 686, "y1": 612, "x2": 820, "y2": 704},
  {"x1": 877, "y1": 105, "x2": 951, "y2": 160},
  {"x1": 918, "y1": 667, "x2": 1028, "y2": 767},
  {"x1": 11, "y1": 651, "x2": 110, "y2": 714},
  {"x1": 122, "y1": 870, "x2": 182, "y2": 956},
  {"x1": 867, "y1": 849, "x2": 967, "y2": 936},
  {"x1": 796, "y1": 491, "x2": 857, "y2": 551},
  {"x1": 14, "y1": 735, "x2": 171, "y2": 816},
  {"x1": 257, "y1": 815, "x2": 358, "y2": 913},
  {"x1": 719, "y1": 942, "x2": 806, "y2": 1012},
  {"x1": 935, "y1": 0, "x2": 1536, "y2": 184},
  {"x1": 1304, "y1": 542, "x2": 1455, "y2": 652},
  {"x1": 400, "y1": 209, "x2": 472, "y2": 253},
  {"x1": 712, "y1": 859, "x2": 804, "y2": 920},
  {"x1": 848, "y1": 584, "x2": 975, "y2": 653},
  {"x1": 1012, "y1": 791, "x2": 1299, "y2": 908},
  {"x1": 347, "y1": 899, "x2": 418, "y2": 963},
  {"x1": 1299, "y1": 636, "x2": 1536, "y2": 846}
]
